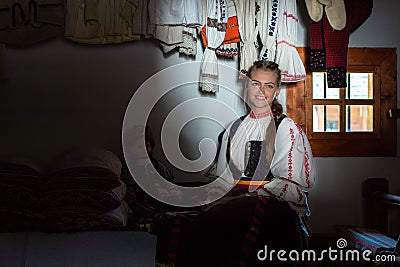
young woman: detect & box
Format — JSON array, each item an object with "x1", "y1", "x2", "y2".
[
  {"x1": 206, "y1": 60, "x2": 315, "y2": 216},
  {"x1": 157, "y1": 60, "x2": 316, "y2": 267}
]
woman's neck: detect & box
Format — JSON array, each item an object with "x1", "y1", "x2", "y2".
[{"x1": 250, "y1": 109, "x2": 272, "y2": 119}]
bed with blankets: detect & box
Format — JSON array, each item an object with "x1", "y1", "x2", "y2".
[{"x1": 0, "y1": 147, "x2": 157, "y2": 266}]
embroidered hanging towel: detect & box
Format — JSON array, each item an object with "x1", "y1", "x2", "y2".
[
  {"x1": 0, "y1": 0, "x2": 64, "y2": 46},
  {"x1": 199, "y1": 0, "x2": 227, "y2": 93}
]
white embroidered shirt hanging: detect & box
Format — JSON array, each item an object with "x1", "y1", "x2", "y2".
[
  {"x1": 274, "y1": 0, "x2": 306, "y2": 82},
  {"x1": 259, "y1": 0, "x2": 279, "y2": 62},
  {"x1": 233, "y1": 0, "x2": 259, "y2": 78}
]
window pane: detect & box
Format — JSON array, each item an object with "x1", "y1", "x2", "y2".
[
  {"x1": 313, "y1": 105, "x2": 340, "y2": 132},
  {"x1": 346, "y1": 73, "x2": 373, "y2": 99},
  {"x1": 346, "y1": 105, "x2": 373, "y2": 132},
  {"x1": 312, "y1": 72, "x2": 340, "y2": 99},
  {"x1": 312, "y1": 73, "x2": 325, "y2": 99}
]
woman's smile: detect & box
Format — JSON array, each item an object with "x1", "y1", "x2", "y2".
[{"x1": 255, "y1": 94, "x2": 266, "y2": 101}]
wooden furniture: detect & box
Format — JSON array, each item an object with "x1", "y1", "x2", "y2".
[{"x1": 336, "y1": 178, "x2": 400, "y2": 265}]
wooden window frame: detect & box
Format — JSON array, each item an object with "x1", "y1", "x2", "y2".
[{"x1": 287, "y1": 47, "x2": 397, "y2": 157}]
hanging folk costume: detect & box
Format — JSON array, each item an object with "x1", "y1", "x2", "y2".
[
  {"x1": 148, "y1": 0, "x2": 202, "y2": 56},
  {"x1": 234, "y1": 0, "x2": 259, "y2": 78},
  {"x1": 200, "y1": 0, "x2": 240, "y2": 58},
  {"x1": 259, "y1": 0, "x2": 278, "y2": 62},
  {"x1": 65, "y1": 0, "x2": 142, "y2": 44},
  {"x1": 258, "y1": 0, "x2": 305, "y2": 82},
  {"x1": 274, "y1": 0, "x2": 306, "y2": 82},
  {"x1": 306, "y1": 0, "x2": 373, "y2": 88}
]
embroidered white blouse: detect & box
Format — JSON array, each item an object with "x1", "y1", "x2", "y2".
[{"x1": 208, "y1": 112, "x2": 316, "y2": 215}]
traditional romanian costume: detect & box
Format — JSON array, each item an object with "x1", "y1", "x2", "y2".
[{"x1": 157, "y1": 111, "x2": 315, "y2": 266}]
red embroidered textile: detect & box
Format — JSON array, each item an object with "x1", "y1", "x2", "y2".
[
  {"x1": 201, "y1": 16, "x2": 240, "y2": 47},
  {"x1": 310, "y1": 0, "x2": 373, "y2": 87}
]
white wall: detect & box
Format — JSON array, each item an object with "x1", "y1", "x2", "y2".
[{"x1": 0, "y1": 0, "x2": 399, "y2": 235}]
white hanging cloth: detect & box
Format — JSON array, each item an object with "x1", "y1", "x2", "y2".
[
  {"x1": 199, "y1": 0, "x2": 228, "y2": 93},
  {"x1": 259, "y1": 0, "x2": 279, "y2": 61},
  {"x1": 274, "y1": 0, "x2": 306, "y2": 82},
  {"x1": 233, "y1": 0, "x2": 259, "y2": 78},
  {"x1": 179, "y1": 26, "x2": 198, "y2": 56},
  {"x1": 148, "y1": 0, "x2": 202, "y2": 25}
]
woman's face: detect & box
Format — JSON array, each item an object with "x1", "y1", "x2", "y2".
[{"x1": 247, "y1": 69, "x2": 280, "y2": 114}]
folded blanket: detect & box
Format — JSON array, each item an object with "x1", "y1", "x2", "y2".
[
  {"x1": 41, "y1": 201, "x2": 130, "y2": 232},
  {"x1": 0, "y1": 155, "x2": 43, "y2": 177},
  {"x1": 0, "y1": 184, "x2": 40, "y2": 208},
  {"x1": 40, "y1": 180, "x2": 126, "y2": 211},
  {"x1": 44, "y1": 147, "x2": 123, "y2": 191},
  {"x1": 49, "y1": 147, "x2": 122, "y2": 177},
  {"x1": 43, "y1": 166, "x2": 121, "y2": 191}
]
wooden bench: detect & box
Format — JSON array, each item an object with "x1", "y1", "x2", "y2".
[{"x1": 336, "y1": 178, "x2": 400, "y2": 265}]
